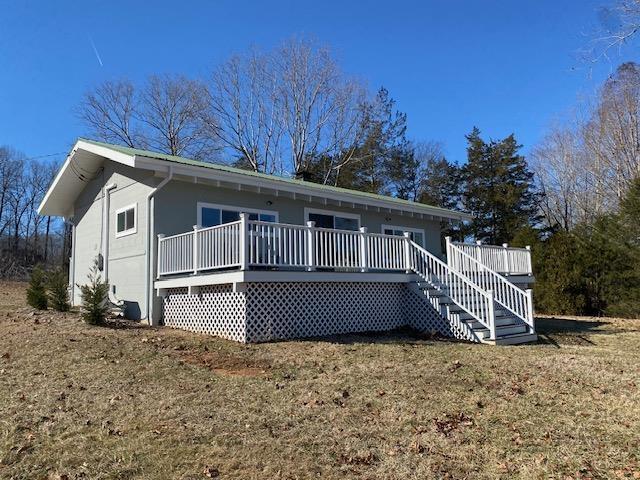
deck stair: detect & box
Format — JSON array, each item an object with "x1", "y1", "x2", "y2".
[
  {"x1": 414, "y1": 282, "x2": 537, "y2": 345},
  {"x1": 408, "y1": 241, "x2": 537, "y2": 345}
]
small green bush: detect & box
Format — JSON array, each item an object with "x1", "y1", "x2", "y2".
[
  {"x1": 78, "y1": 260, "x2": 110, "y2": 325},
  {"x1": 26, "y1": 266, "x2": 48, "y2": 310},
  {"x1": 47, "y1": 268, "x2": 70, "y2": 312}
]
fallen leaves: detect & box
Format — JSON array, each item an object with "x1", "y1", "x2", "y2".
[{"x1": 432, "y1": 412, "x2": 474, "y2": 436}]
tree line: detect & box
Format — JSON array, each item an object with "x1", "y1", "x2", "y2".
[
  {"x1": 5, "y1": 36, "x2": 640, "y2": 319},
  {"x1": 0, "y1": 147, "x2": 66, "y2": 278}
]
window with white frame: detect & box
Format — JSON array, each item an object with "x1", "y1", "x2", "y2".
[
  {"x1": 381, "y1": 224, "x2": 425, "y2": 247},
  {"x1": 115, "y1": 204, "x2": 137, "y2": 237},
  {"x1": 304, "y1": 208, "x2": 360, "y2": 231},
  {"x1": 197, "y1": 202, "x2": 278, "y2": 228}
]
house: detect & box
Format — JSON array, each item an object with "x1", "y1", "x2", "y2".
[{"x1": 38, "y1": 139, "x2": 537, "y2": 345}]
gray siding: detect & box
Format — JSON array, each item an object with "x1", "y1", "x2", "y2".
[
  {"x1": 71, "y1": 160, "x2": 157, "y2": 319},
  {"x1": 154, "y1": 179, "x2": 444, "y2": 254}
]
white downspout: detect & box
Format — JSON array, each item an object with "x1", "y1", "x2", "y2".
[
  {"x1": 102, "y1": 183, "x2": 117, "y2": 281},
  {"x1": 69, "y1": 221, "x2": 77, "y2": 305},
  {"x1": 144, "y1": 167, "x2": 173, "y2": 324}
]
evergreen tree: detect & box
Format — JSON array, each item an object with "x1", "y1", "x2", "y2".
[
  {"x1": 26, "y1": 266, "x2": 48, "y2": 310},
  {"x1": 47, "y1": 268, "x2": 70, "y2": 312},
  {"x1": 461, "y1": 128, "x2": 539, "y2": 244},
  {"x1": 337, "y1": 87, "x2": 408, "y2": 194},
  {"x1": 78, "y1": 260, "x2": 110, "y2": 325}
]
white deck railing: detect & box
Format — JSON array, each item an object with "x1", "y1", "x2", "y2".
[
  {"x1": 158, "y1": 216, "x2": 410, "y2": 276},
  {"x1": 157, "y1": 216, "x2": 536, "y2": 339},
  {"x1": 409, "y1": 241, "x2": 497, "y2": 339},
  {"x1": 447, "y1": 239, "x2": 532, "y2": 275},
  {"x1": 446, "y1": 239, "x2": 534, "y2": 333}
]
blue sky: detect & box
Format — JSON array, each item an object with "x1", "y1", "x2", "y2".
[{"x1": 0, "y1": 0, "x2": 637, "y2": 165}]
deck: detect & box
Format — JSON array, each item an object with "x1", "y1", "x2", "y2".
[{"x1": 155, "y1": 215, "x2": 536, "y2": 344}]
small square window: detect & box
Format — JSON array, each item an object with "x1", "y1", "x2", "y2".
[{"x1": 115, "y1": 204, "x2": 136, "y2": 237}]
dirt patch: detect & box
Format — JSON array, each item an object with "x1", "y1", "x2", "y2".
[{"x1": 175, "y1": 349, "x2": 271, "y2": 377}]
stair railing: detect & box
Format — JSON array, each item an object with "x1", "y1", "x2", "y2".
[
  {"x1": 407, "y1": 238, "x2": 497, "y2": 340},
  {"x1": 446, "y1": 239, "x2": 535, "y2": 333}
]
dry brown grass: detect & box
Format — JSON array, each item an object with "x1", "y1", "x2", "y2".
[{"x1": 0, "y1": 281, "x2": 639, "y2": 479}]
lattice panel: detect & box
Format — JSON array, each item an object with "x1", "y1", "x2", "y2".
[
  {"x1": 162, "y1": 285, "x2": 247, "y2": 342},
  {"x1": 244, "y1": 282, "x2": 406, "y2": 342},
  {"x1": 161, "y1": 281, "x2": 480, "y2": 344},
  {"x1": 403, "y1": 287, "x2": 479, "y2": 342}
]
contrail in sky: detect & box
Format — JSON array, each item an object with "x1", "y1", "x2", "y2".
[{"x1": 89, "y1": 36, "x2": 103, "y2": 67}]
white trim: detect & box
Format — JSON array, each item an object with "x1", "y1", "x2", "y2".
[
  {"x1": 38, "y1": 140, "x2": 137, "y2": 216},
  {"x1": 382, "y1": 224, "x2": 426, "y2": 246},
  {"x1": 381, "y1": 224, "x2": 425, "y2": 236},
  {"x1": 115, "y1": 203, "x2": 137, "y2": 238},
  {"x1": 196, "y1": 201, "x2": 279, "y2": 227},
  {"x1": 39, "y1": 141, "x2": 471, "y2": 221},
  {"x1": 155, "y1": 270, "x2": 418, "y2": 290},
  {"x1": 135, "y1": 156, "x2": 469, "y2": 221},
  {"x1": 304, "y1": 207, "x2": 361, "y2": 228}
]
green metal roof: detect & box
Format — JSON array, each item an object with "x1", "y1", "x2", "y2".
[{"x1": 78, "y1": 138, "x2": 469, "y2": 220}]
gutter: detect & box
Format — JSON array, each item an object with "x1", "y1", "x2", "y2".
[
  {"x1": 144, "y1": 166, "x2": 173, "y2": 323},
  {"x1": 102, "y1": 183, "x2": 118, "y2": 281}
]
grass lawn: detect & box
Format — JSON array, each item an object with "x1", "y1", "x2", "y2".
[{"x1": 1, "y1": 281, "x2": 639, "y2": 479}]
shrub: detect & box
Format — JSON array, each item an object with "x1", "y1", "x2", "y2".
[
  {"x1": 26, "y1": 266, "x2": 48, "y2": 310},
  {"x1": 78, "y1": 260, "x2": 110, "y2": 325},
  {"x1": 47, "y1": 268, "x2": 70, "y2": 312}
]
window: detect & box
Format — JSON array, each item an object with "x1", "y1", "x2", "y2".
[
  {"x1": 115, "y1": 204, "x2": 137, "y2": 237},
  {"x1": 305, "y1": 208, "x2": 360, "y2": 231},
  {"x1": 382, "y1": 224, "x2": 425, "y2": 247},
  {"x1": 197, "y1": 202, "x2": 278, "y2": 228}
]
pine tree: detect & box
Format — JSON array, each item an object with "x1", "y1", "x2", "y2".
[
  {"x1": 78, "y1": 260, "x2": 110, "y2": 325},
  {"x1": 47, "y1": 268, "x2": 70, "y2": 312},
  {"x1": 461, "y1": 128, "x2": 539, "y2": 244},
  {"x1": 26, "y1": 266, "x2": 48, "y2": 310}
]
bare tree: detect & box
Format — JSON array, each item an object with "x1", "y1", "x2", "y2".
[
  {"x1": 77, "y1": 75, "x2": 218, "y2": 160},
  {"x1": 532, "y1": 125, "x2": 598, "y2": 230},
  {"x1": 205, "y1": 38, "x2": 367, "y2": 178},
  {"x1": 139, "y1": 75, "x2": 216, "y2": 159},
  {"x1": 207, "y1": 52, "x2": 284, "y2": 173},
  {"x1": 582, "y1": 63, "x2": 640, "y2": 199},
  {"x1": 76, "y1": 80, "x2": 140, "y2": 148},
  {"x1": 274, "y1": 38, "x2": 365, "y2": 177},
  {"x1": 591, "y1": 0, "x2": 640, "y2": 60},
  {"x1": 0, "y1": 148, "x2": 19, "y2": 237}
]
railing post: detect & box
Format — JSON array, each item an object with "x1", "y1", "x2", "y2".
[
  {"x1": 239, "y1": 213, "x2": 249, "y2": 270},
  {"x1": 525, "y1": 288, "x2": 535, "y2": 333},
  {"x1": 192, "y1": 225, "x2": 199, "y2": 275},
  {"x1": 306, "y1": 221, "x2": 316, "y2": 271},
  {"x1": 487, "y1": 289, "x2": 496, "y2": 340},
  {"x1": 156, "y1": 234, "x2": 165, "y2": 278},
  {"x1": 445, "y1": 236, "x2": 452, "y2": 267},
  {"x1": 403, "y1": 232, "x2": 412, "y2": 273},
  {"x1": 502, "y1": 243, "x2": 510, "y2": 274},
  {"x1": 525, "y1": 245, "x2": 532, "y2": 275},
  {"x1": 359, "y1": 226, "x2": 368, "y2": 273},
  {"x1": 475, "y1": 240, "x2": 482, "y2": 264}
]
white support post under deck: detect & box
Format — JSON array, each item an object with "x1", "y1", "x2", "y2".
[
  {"x1": 239, "y1": 213, "x2": 249, "y2": 271},
  {"x1": 306, "y1": 220, "x2": 316, "y2": 271},
  {"x1": 359, "y1": 226, "x2": 368, "y2": 273}
]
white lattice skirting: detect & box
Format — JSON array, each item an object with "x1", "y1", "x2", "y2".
[{"x1": 162, "y1": 282, "x2": 479, "y2": 343}]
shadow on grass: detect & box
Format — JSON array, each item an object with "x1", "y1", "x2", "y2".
[
  {"x1": 301, "y1": 327, "x2": 469, "y2": 346},
  {"x1": 535, "y1": 316, "x2": 620, "y2": 348},
  {"x1": 99, "y1": 317, "x2": 149, "y2": 331}
]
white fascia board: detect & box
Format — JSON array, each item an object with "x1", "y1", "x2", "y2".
[
  {"x1": 135, "y1": 156, "x2": 472, "y2": 222},
  {"x1": 38, "y1": 141, "x2": 137, "y2": 216},
  {"x1": 75, "y1": 140, "x2": 137, "y2": 167},
  {"x1": 37, "y1": 152, "x2": 74, "y2": 215}
]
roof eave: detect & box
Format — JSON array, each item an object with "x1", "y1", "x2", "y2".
[{"x1": 134, "y1": 155, "x2": 471, "y2": 222}]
